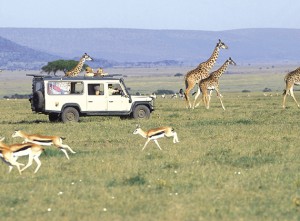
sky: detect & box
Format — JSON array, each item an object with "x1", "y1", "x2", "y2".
[{"x1": 0, "y1": 0, "x2": 300, "y2": 31}]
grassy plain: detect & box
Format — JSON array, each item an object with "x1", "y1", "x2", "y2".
[{"x1": 1, "y1": 66, "x2": 300, "y2": 220}]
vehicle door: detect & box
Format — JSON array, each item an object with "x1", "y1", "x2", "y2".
[
  {"x1": 107, "y1": 83, "x2": 131, "y2": 111},
  {"x1": 86, "y1": 83, "x2": 107, "y2": 111}
]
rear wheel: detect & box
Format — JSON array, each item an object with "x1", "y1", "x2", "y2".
[
  {"x1": 61, "y1": 107, "x2": 79, "y2": 123},
  {"x1": 132, "y1": 105, "x2": 150, "y2": 119}
]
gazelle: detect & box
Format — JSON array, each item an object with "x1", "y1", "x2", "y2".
[
  {"x1": 133, "y1": 125, "x2": 179, "y2": 150},
  {"x1": 12, "y1": 130, "x2": 76, "y2": 160},
  {"x1": 0, "y1": 137, "x2": 44, "y2": 174}
]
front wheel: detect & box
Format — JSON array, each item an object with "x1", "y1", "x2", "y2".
[
  {"x1": 61, "y1": 107, "x2": 79, "y2": 123},
  {"x1": 132, "y1": 105, "x2": 150, "y2": 119}
]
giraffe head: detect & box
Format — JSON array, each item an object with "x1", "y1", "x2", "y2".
[
  {"x1": 217, "y1": 39, "x2": 228, "y2": 50},
  {"x1": 228, "y1": 57, "x2": 236, "y2": 66},
  {"x1": 82, "y1": 53, "x2": 93, "y2": 62}
]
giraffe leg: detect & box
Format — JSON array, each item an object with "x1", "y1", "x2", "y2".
[
  {"x1": 208, "y1": 90, "x2": 213, "y2": 102},
  {"x1": 289, "y1": 88, "x2": 300, "y2": 108},
  {"x1": 283, "y1": 83, "x2": 293, "y2": 109},
  {"x1": 216, "y1": 88, "x2": 225, "y2": 110},
  {"x1": 206, "y1": 95, "x2": 210, "y2": 109},
  {"x1": 184, "y1": 80, "x2": 196, "y2": 109},
  {"x1": 192, "y1": 87, "x2": 201, "y2": 109},
  {"x1": 202, "y1": 93, "x2": 209, "y2": 109},
  {"x1": 282, "y1": 89, "x2": 289, "y2": 109}
]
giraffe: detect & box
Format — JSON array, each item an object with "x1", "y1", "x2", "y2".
[
  {"x1": 195, "y1": 57, "x2": 236, "y2": 110},
  {"x1": 184, "y1": 39, "x2": 228, "y2": 108},
  {"x1": 65, "y1": 53, "x2": 93, "y2": 77},
  {"x1": 282, "y1": 67, "x2": 300, "y2": 109}
]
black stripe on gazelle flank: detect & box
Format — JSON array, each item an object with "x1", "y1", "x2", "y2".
[
  {"x1": 33, "y1": 139, "x2": 52, "y2": 143},
  {"x1": 149, "y1": 131, "x2": 164, "y2": 138}
]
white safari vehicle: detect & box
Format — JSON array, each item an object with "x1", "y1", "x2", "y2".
[{"x1": 28, "y1": 75, "x2": 155, "y2": 123}]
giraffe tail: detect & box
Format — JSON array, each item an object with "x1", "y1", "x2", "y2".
[{"x1": 184, "y1": 77, "x2": 188, "y2": 90}]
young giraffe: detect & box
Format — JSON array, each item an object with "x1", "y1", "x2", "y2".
[
  {"x1": 195, "y1": 57, "x2": 236, "y2": 110},
  {"x1": 282, "y1": 67, "x2": 300, "y2": 109},
  {"x1": 65, "y1": 53, "x2": 93, "y2": 77},
  {"x1": 184, "y1": 39, "x2": 228, "y2": 108}
]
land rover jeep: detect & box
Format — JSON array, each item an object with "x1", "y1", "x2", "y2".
[{"x1": 28, "y1": 75, "x2": 154, "y2": 122}]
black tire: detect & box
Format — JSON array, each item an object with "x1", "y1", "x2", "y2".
[
  {"x1": 48, "y1": 113, "x2": 60, "y2": 122},
  {"x1": 132, "y1": 105, "x2": 150, "y2": 119},
  {"x1": 61, "y1": 107, "x2": 79, "y2": 123},
  {"x1": 32, "y1": 91, "x2": 44, "y2": 111}
]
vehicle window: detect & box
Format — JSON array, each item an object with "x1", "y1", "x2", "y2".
[
  {"x1": 88, "y1": 84, "x2": 104, "y2": 95},
  {"x1": 108, "y1": 83, "x2": 123, "y2": 96},
  {"x1": 48, "y1": 82, "x2": 70, "y2": 95},
  {"x1": 70, "y1": 82, "x2": 84, "y2": 94},
  {"x1": 34, "y1": 81, "x2": 43, "y2": 92},
  {"x1": 48, "y1": 81, "x2": 83, "y2": 95}
]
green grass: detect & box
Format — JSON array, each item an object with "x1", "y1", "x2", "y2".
[
  {"x1": 1, "y1": 91, "x2": 300, "y2": 220},
  {"x1": 1, "y1": 66, "x2": 300, "y2": 220}
]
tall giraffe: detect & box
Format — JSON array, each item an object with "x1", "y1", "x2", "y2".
[
  {"x1": 282, "y1": 67, "x2": 300, "y2": 109},
  {"x1": 65, "y1": 53, "x2": 93, "y2": 77},
  {"x1": 184, "y1": 39, "x2": 228, "y2": 108},
  {"x1": 195, "y1": 57, "x2": 236, "y2": 110}
]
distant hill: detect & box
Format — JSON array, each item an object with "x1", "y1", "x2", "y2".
[
  {"x1": 0, "y1": 35, "x2": 60, "y2": 70},
  {"x1": 0, "y1": 28, "x2": 300, "y2": 70}
]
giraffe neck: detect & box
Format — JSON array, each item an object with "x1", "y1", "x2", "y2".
[
  {"x1": 212, "y1": 60, "x2": 230, "y2": 79},
  {"x1": 204, "y1": 46, "x2": 220, "y2": 70},
  {"x1": 69, "y1": 58, "x2": 85, "y2": 76}
]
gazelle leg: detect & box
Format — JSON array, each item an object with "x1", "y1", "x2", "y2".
[
  {"x1": 8, "y1": 156, "x2": 23, "y2": 175},
  {"x1": 60, "y1": 144, "x2": 76, "y2": 154},
  {"x1": 142, "y1": 139, "x2": 151, "y2": 151},
  {"x1": 153, "y1": 140, "x2": 162, "y2": 150},
  {"x1": 10, "y1": 161, "x2": 22, "y2": 175},
  {"x1": 33, "y1": 156, "x2": 41, "y2": 173},
  {"x1": 20, "y1": 155, "x2": 34, "y2": 172},
  {"x1": 60, "y1": 148, "x2": 70, "y2": 160},
  {"x1": 172, "y1": 132, "x2": 179, "y2": 143},
  {"x1": 8, "y1": 156, "x2": 22, "y2": 173},
  {"x1": 8, "y1": 166, "x2": 13, "y2": 173}
]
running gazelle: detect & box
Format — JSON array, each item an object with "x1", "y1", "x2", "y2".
[
  {"x1": 12, "y1": 130, "x2": 76, "y2": 160},
  {"x1": 0, "y1": 137, "x2": 44, "y2": 174},
  {"x1": 133, "y1": 125, "x2": 179, "y2": 150}
]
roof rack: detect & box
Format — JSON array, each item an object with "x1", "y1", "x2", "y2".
[{"x1": 26, "y1": 74, "x2": 122, "y2": 78}]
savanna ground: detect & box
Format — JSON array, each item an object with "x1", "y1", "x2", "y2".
[{"x1": 1, "y1": 65, "x2": 300, "y2": 220}]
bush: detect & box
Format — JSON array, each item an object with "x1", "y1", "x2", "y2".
[
  {"x1": 263, "y1": 88, "x2": 272, "y2": 92},
  {"x1": 242, "y1": 90, "x2": 251, "y2": 93},
  {"x1": 155, "y1": 89, "x2": 175, "y2": 95}
]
